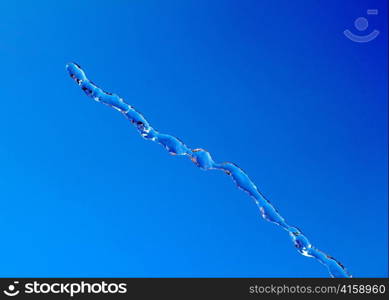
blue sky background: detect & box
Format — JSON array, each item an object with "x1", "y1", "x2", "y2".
[{"x1": 0, "y1": 0, "x2": 387, "y2": 277}]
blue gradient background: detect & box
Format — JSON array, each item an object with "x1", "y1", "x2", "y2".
[{"x1": 0, "y1": 0, "x2": 387, "y2": 277}]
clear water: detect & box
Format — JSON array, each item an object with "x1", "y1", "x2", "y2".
[{"x1": 66, "y1": 62, "x2": 351, "y2": 278}]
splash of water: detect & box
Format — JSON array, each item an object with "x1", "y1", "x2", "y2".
[{"x1": 66, "y1": 62, "x2": 351, "y2": 278}]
